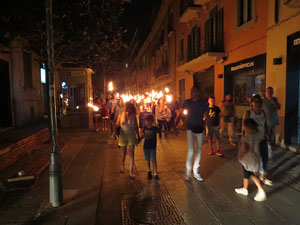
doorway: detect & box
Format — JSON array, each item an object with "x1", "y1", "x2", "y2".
[
  {"x1": 285, "y1": 31, "x2": 300, "y2": 145},
  {"x1": 0, "y1": 59, "x2": 12, "y2": 130}
]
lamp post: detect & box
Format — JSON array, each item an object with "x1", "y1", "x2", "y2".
[{"x1": 46, "y1": 0, "x2": 63, "y2": 207}]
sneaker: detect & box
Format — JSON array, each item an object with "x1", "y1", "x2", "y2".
[
  {"x1": 216, "y1": 150, "x2": 223, "y2": 157},
  {"x1": 154, "y1": 174, "x2": 159, "y2": 180},
  {"x1": 209, "y1": 148, "x2": 214, "y2": 155},
  {"x1": 262, "y1": 178, "x2": 273, "y2": 186},
  {"x1": 254, "y1": 189, "x2": 267, "y2": 202},
  {"x1": 235, "y1": 187, "x2": 248, "y2": 196},
  {"x1": 193, "y1": 173, "x2": 204, "y2": 181},
  {"x1": 147, "y1": 171, "x2": 152, "y2": 180},
  {"x1": 184, "y1": 173, "x2": 190, "y2": 180}
]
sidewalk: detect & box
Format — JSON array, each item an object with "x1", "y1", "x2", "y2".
[{"x1": 1, "y1": 128, "x2": 300, "y2": 225}]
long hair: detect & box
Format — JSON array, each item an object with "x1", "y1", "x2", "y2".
[{"x1": 125, "y1": 102, "x2": 136, "y2": 116}]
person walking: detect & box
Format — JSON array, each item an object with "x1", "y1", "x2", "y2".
[
  {"x1": 100, "y1": 99, "x2": 109, "y2": 131},
  {"x1": 220, "y1": 93, "x2": 236, "y2": 146},
  {"x1": 204, "y1": 96, "x2": 222, "y2": 157},
  {"x1": 175, "y1": 86, "x2": 208, "y2": 181},
  {"x1": 140, "y1": 114, "x2": 161, "y2": 180},
  {"x1": 235, "y1": 118, "x2": 267, "y2": 202},
  {"x1": 113, "y1": 102, "x2": 140, "y2": 179},
  {"x1": 262, "y1": 87, "x2": 281, "y2": 146},
  {"x1": 93, "y1": 97, "x2": 101, "y2": 132},
  {"x1": 242, "y1": 94, "x2": 273, "y2": 186}
]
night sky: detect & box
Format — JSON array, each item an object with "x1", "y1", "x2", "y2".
[{"x1": 121, "y1": 0, "x2": 162, "y2": 45}]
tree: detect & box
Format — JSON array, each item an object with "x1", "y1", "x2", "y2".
[{"x1": 0, "y1": 0, "x2": 129, "y2": 69}]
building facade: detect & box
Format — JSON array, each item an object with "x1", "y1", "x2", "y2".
[
  {"x1": 0, "y1": 39, "x2": 45, "y2": 131},
  {"x1": 126, "y1": 0, "x2": 300, "y2": 149},
  {"x1": 266, "y1": 0, "x2": 300, "y2": 147}
]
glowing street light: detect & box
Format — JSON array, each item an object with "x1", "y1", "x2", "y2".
[{"x1": 183, "y1": 109, "x2": 188, "y2": 115}]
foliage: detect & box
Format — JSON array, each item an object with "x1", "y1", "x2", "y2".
[{"x1": 0, "y1": 0, "x2": 128, "y2": 69}]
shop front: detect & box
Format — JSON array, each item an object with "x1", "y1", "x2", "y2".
[
  {"x1": 285, "y1": 31, "x2": 300, "y2": 145},
  {"x1": 224, "y1": 54, "x2": 266, "y2": 117},
  {"x1": 58, "y1": 68, "x2": 94, "y2": 128}
]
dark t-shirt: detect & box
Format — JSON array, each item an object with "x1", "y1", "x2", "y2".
[
  {"x1": 182, "y1": 99, "x2": 208, "y2": 130},
  {"x1": 205, "y1": 106, "x2": 221, "y2": 127},
  {"x1": 143, "y1": 126, "x2": 161, "y2": 149}
]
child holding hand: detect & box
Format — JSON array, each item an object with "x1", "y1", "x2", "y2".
[{"x1": 140, "y1": 114, "x2": 161, "y2": 180}]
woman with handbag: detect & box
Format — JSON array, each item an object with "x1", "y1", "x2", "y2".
[
  {"x1": 235, "y1": 118, "x2": 267, "y2": 202},
  {"x1": 242, "y1": 94, "x2": 273, "y2": 186}
]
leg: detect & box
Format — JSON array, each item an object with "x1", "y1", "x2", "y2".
[
  {"x1": 128, "y1": 145, "x2": 135, "y2": 176},
  {"x1": 215, "y1": 136, "x2": 220, "y2": 150},
  {"x1": 228, "y1": 121, "x2": 234, "y2": 143},
  {"x1": 147, "y1": 160, "x2": 151, "y2": 171},
  {"x1": 193, "y1": 132, "x2": 203, "y2": 174},
  {"x1": 120, "y1": 146, "x2": 127, "y2": 172},
  {"x1": 208, "y1": 135, "x2": 213, "y2": 148},
  {"x1": 186, "y1": 130, "x2": 195, "y2": 177}
]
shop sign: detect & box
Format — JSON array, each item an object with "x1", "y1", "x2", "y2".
[
  {"x1": 71, "y1": 71, "x2": 85, "y2": 77},
  {"x1": 230, "y1": 61, "x2": 254, "y2": 72},
  {"x1": 224, "y1": 54, "x2": 266, "y2": 76}
]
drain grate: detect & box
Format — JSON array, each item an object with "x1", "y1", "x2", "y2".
[{"x1": 121, "y1": 195, "x2": 185, "y2": 225}]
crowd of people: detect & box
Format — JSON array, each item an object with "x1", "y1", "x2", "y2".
[{"x1": 92, "y1": 85, "x2": 281, "y2": 202}]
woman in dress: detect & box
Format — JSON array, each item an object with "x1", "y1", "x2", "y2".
[{"x1": 114, "y1": 102, "x2": 140, "y2": 179}]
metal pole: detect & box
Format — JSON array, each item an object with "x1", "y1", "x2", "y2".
[{"x1": 46, "y1": 0, "x2": 63, "y2": 207}]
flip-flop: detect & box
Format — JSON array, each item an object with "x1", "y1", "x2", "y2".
[{"x1": 129, "y1": 174, "x2": 136, "y2": 180}]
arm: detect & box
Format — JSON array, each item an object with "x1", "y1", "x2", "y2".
[
  {"x1": 241, "y1": 110, "x2": 250, "y2": 136},
  {"x1": 262, "y1": 110, "x2": 271, "y2": 140},
  {"x1": 110, "y1": 112, "x2": 121, "y2": 127},
  {"x1": 174, "y1": 108, "x2": 183, "y2": 128},
  {"x1": 271, "y1": 97, "x2": 281, "y2": 110},
  {"x1": 238, "y1": 138, "x2": 249, "y2": 161},
  {"x1": 134, "y1": 116, "x2": 140, "y2": 139}
]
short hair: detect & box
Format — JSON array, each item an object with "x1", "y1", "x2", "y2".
[
  {"x1": 267, "y1": 86, "x2": 273, "y2": 90},
  {"x1": 250, "y1": 94, "x2": 262, "y2": 105},
  {"x1": 208, "y1": 96, "x2": 215, "y2": 99},
  {"x1": 243, "y1": 118, "x2": 258, "y2": 130},
  {"x1": 145, "y1": 114, "x2": 154, "y2": 122}
]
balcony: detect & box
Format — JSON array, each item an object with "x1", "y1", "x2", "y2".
[
  {"x1": 283, "y1": 0, "x2": 300, "y2": 8},
  {"x1": 177, "y1": 51, "x2": 225, "y2": 73},
  {"x1": 179, "y1": 0, "x2": 201, "y2": 23}
]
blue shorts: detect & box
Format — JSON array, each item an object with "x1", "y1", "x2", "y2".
[{"x1": 143, "y1": 148, "x2": 156, "y2": 162}]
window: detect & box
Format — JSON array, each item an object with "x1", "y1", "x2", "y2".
[
  {"x1": 205, "y1": 7, "x2": 224, "y2": 52},
  {"x1": 233, "y1": 73, "x2": 265, "y2": 105},
  {"x1": 161, "y1": 28, "x2": 164, "y2": 44},
  {"x1": 168, "y1": 8, "x2": 174, "y2": 33},
  {"x1": 237, "y1": 0, "x2": 253, "y2": 26},
  {"x1": 23, "y1": 51, "x2": 32, "y2": 88},
  {"x1": 187, "y1": 25, "x2": 200, "y2": 61},
  {"x1": 180, "y1": 39, "x2": 184, "y2": 60},
  {"x1": 40, "y1": 63, "x2": 46, "y2": 84},
  {"x1": 179, "y1": 79, "x2": 185, "y2": 102}
]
